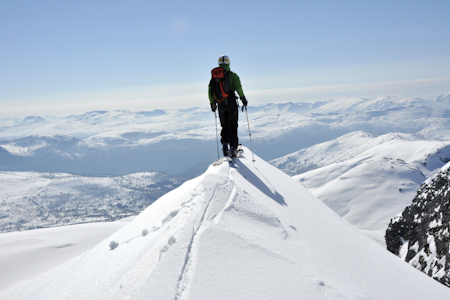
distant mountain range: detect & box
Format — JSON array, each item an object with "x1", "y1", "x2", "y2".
[{"x1": 1, "y1": 93, "x2": 450, "y2": 177}]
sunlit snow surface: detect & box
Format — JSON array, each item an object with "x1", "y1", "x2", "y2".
[
  {"x1": 0, "y1": 220, "x2": 131, "y2": 293},
  {"x1": 284, "y1": 132, "x2": 450, "y2": 246},
  {"x1": 1, "y1": 148, "x2": 449, "y2": 300}
]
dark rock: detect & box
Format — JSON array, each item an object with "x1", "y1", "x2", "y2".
[{"x1": 386, "y1": 163, "x2": 450, "y2": 287}]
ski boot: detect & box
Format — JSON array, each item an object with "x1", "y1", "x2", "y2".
[
  {"x1": 222, "y1": 143, "x2": 230, "y2": 157},
  {"x1": 230, "y1": 146, "x2": 237, "y2": 158}
]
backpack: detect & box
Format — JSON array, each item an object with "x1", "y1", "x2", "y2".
[{"x1": 210, "y1": 67, "x2": 231, "y2": 103}]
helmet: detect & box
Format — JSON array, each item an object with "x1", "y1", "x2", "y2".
[{"x1": 218, "y1": 55, "x2": 230, "y2": 65}]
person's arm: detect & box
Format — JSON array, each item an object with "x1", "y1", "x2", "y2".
[
  {"x1": 231, "y1": 73, "x2": 247, "y2": 107},
  {"x1": 232, "y1": 73, "x2": 245, "y2": 98},
  {"x1": 208, "y1": 82, "x2": 215, "y2": 104},
  {"x1": 208, "y1": 83, "x2": 217, "y2": 112}
]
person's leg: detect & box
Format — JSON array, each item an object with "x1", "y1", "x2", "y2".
[
  {"x1": 228, "y1": 106, "x2": 239, "y2": 149},
  {"x1": 218, "y1": 106, "x2": 229, "y2": 145},
  {"x1": 218, "y1": 107, "x2": 230, "y2": 156}
]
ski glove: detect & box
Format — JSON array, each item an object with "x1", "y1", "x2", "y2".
[
  {"x1": 240, "y1": 97, "x2": 248, "y2": 111},
  {"x1": 211, "y1": 102, "x2": 217, "y2": 112}
]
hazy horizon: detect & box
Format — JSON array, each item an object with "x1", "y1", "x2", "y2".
[{"x1": 1, "y1": 1, "x2": 449, "y2": 118}]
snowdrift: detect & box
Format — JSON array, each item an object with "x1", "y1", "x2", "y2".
[{"x1": 2, "y1": 148, "x2": 449, "y2": 299}]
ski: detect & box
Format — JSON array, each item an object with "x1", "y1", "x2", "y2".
[
  {"x1": 212, "y1": 145, "x2": 243, "y2": 166},
  {"x1": 228, "y1": 148, "x2": 243, "y2": 164},
  {"x1": 212, "y1": 156, "x2": 232, "y2": 166}
]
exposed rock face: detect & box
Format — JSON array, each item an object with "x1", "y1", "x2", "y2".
[{"x1": 386, "y1": 162, "x2": 450, "y2": 286}]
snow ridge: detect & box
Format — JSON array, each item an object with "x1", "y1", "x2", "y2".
[{"x1": 2, "y1": 148, "x2": 450, "y2": 299}]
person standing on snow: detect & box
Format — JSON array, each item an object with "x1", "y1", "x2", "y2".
[{"x1": 208, "y1": 55, "x2": 248, "y2": 157}]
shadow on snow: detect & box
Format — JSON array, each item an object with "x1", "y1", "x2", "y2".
[{"x1": 233, "y1": 159, "x2": 287, "y2": 206}]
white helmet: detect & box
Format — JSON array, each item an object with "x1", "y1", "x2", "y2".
[{"x1": 218, "y1": 55, "x2": 230, "y2": 65}]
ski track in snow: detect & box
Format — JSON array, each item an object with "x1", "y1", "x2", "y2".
[
  {"x1": 165, "y1": 159, "x2": 289, "y2": 299},
  {"x1": 174, "y1": 164, "x2": 243, "y2": 299},
  {"x1": 174, "y1": 182, "x2": 218, "y2": 300}
]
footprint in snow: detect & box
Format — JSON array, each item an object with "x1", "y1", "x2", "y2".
[
  {"x1": 159, "y1": 236, "x2": 176, "y2": 259},
  {"x1": 162, "y1": 209, "x2": 179, "y2": 224},
  {"x1": 109, "y1": 240, "x2": 119, "y2": 250}
]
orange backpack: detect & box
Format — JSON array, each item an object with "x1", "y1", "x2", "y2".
[{"x1": 210, "y1": 67, "x2": 231, "y2": 103}]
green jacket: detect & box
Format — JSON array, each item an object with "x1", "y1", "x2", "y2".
[{"x1": 208, "y1": 64, "x2": 245, "y2": 104}]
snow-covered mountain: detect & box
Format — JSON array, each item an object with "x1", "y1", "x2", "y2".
[
  {"x1": 270, "y1": 131, "x2": 425, "y2": 175},
  {"x1": 0, "y1": 171, "x2": 186, "y2": 232},
  {"x1": 386, "y1": 161, "x2": 450, "y2": 287},
  {"x1": 310, "y1": 96, "x2": 434, "y2": 114},
  {"x1": 290, "y1": 133, "x2": 450, "y2": 246},
  {"x1": 2, "y1": 148, "x2": 449, "y2": 300},
  {"x1": 1, "y1": 94, "x2": 450, "y2": 177}
]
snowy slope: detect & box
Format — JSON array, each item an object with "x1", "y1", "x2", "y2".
[
  {"x1": 293, "y1": 138, "x2": 450, "y2": 246},
  {"x1": 0, "y1": 171, "x2": 186, "y2": 232},
  {"x1": 310, "y1": 96, "x2": 433, "y2": 114},
  {"x1": 2, "y1": 148, "x2": 449, "y2": 300},
  {"x1": 270, "y1": 131, "x2": 422, "y2": 175},
  {"x1": 0, "y1": 220, "x2": 130, "y2": 293}
]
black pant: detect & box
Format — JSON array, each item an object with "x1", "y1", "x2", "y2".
[{"x1": 218, "y1": 101, "x2": 238, "y2": 148}]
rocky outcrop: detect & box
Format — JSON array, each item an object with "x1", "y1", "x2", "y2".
[{"x1": 386, "y1": 162, "x2": 450, "y2": 286}]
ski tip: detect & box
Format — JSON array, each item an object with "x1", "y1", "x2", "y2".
[{"x1": 212, "y1": 156, "x2": 233, "y2": 166}]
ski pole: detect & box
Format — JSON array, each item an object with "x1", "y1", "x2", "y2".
[
  {"x1": 245, "y1": 107, "x2": 255, "y2": 163},
  {"x1": 214, "y1": 110, "x2": 220, "y2": 160}
]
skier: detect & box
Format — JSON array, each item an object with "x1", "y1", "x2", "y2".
[{"x1": 209, "y1": 55, "x2": 248, "y2": 157}]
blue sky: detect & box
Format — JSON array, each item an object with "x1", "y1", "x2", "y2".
[{"x1": 1, "y1": 0, "x2": 449, "y2": 117}]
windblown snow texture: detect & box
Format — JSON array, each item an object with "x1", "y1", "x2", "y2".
[
  {"x1": 386, "y1": 161, "x2": 450, "y2": 287},
  {"x1": 2, "y1": 148, "x2": 449, "y2": 300}
]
